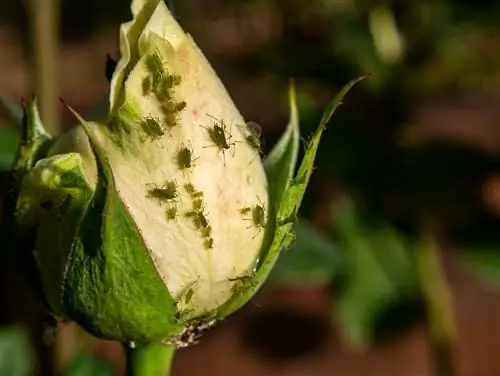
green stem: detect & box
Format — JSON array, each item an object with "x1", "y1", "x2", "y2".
[
  {"x1": 415, "y1": 236, "x2": 457, "y2": 376},
  {"x1": 30, "y1": 0, "x2": 60, "y2": 135},
  {"x1": 124, "y1": 343, "x2": 176, "y2": 376}
]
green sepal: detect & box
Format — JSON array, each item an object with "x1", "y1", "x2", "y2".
[
  {"x1": 15, "y1": 153, "x2": 94, "y2": 315},
  {"x1": 3, "y1": 98, "x2": 54, "y2": 310},
  {"x1": 62, "y1": 109, "x2": 183, "y2": 342},
  {"x1": 216, "y1": 77, "x2": 367, "y2": 318},
  {"x1": 12, "y1": 97, "x2": 53, "y2": 177},
  {"x1": 263, "y1": 80, "x2": 300, "y2": 210}
]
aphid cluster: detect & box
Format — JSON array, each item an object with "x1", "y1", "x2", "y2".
[
  {"x1": 142, "y1": 49, "x2": 185, "y2": 131},
  {"x1": 183, "y1": 183, "x2": 213, "y2": 249}
]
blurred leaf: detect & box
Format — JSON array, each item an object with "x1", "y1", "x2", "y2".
[
  {"x1": 331, "y1": 198, "x2": 419, "y2": 348},
  {"x1": 458, "y1": 242, "x2": 500, "y2": 288},
  {"x1": 0, "y1": 326, "x2": 35, "y2": 376},
  {"x1": 0, "y1": 93, "x2": 23, "y2": 128},
  {"x1": 0, "y1": 125, "x2": 21, "y2": 171},
  {"x1": 268, "y1": 220, "x2": 345, "y2": 287},
  {"x1": 64, "y1": 353, "x2": 113, "y2": 376}
]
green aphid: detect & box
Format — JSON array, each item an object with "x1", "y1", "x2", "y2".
[
  {"x1": 178, "y1": 282, "x2": 197, "y2": 305},
  {"x1": 184, "y1": 183, "x2": 196, "y2": 195},
  {"x1": 245, "y1": 121, "x2": 263, "y2": 151},
  {"x1": 184, "y1": 183, "x2": 204, "y2": 198},
  {"x1": 201, "y1": 116, "x2": 235, "y2": 163},
  {"x1": 160, "y1": 74, "x2": 182, "y2": 92},
  {"x1": 147, "y1": 180, "x2": 178, "y2": 201},
  {"x1": 228, "y1": 275, "x2": 252, "y2": 282},
  {"x1": 198, "y1": 212, "x2": 209, "y2": 228},
  {"x1": 203, "y1": 237, "x2": 214, "y2": 249},
  {"x1": 192, "y1": 198, "x2": 203, "y2": 211},
  {"x1": 142, "y1": 72, "x2": 164, "y2": 96},
  {"x1": 184, "y1": 287, "x2": 195, "y2": 305},
  {"x1": 239, "y1": 207, "x2": 251, "y2": 215},
  {"x1": 246, "y1": 134, "x2": 261, "y2": 151},
  {"x1": 166, "y1": 207, "x2": 177, "y2": 221},
  {"x1": 145, "y1": 50, "x2": 165, "y2": 73},
  {"x1": 240, "y1": 200, "x2": 267, "y2": 230},
  {"x1": 251, "y1": 204, "x2": 266, "y2": 229},
  {"x1": 177, "y1": 142, "x2": 195, "y2": 170},
  {"x1": 185, "y1": 209, "x2": 209, "y2": 230},
  {"x1": 141, "y1": 116, "x2": 165, "y2": 139},
  {"x1": 201, "y1": 225, "x2": 212, "y2": 238}
]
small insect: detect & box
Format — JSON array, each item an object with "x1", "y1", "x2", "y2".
[
  {"x1": 177, "y1": 281, "x2": 197, "y2": 306},
  {"x1": 201, "y1": 115, "x2": 235, "y2": 164},
  {"x1": 192, "y1": 198, "x2": 203, "y2": 211},
  {"x1": 201, "y1": 225, "x2": 212, "y2": 238},
  {"x1": 176, "y1": 142, "x2": 197, "y2": 170},
  {"x1": 141, "y1": 116, "x2": 165, "y2": 139},
  {"x1": 228, "y1": 275, "x2": 252, "y2": 282},
  {"x1": 244, "y1": 121, "x2": 263, "y2": 151},
  {"x1": 203, "y1": 237, "x2": 214, "y2": 249},
  {"x1": 184, "y1": 287, "x2": 195, "y2": 305},
  {"x1": 147, "y1": 180, "x2": 178, "y2": 201},
  {"x1": 145, "y1": 50, "x2": 165, "y2": 74},
  {"x1": 251, "y1": 204, "x2": 266, "y2": 229},
  {"x1": 240, "y1": 197, "x2": 267, "y2": 231},
  {"x1": 185, "y1": 209, "x2": 209, "y2": 230},
  {"x1": 184, "y1": 183, "x2": 204, "y2": 198},
  {"x1": 239, "y1": 207, "x2": 251, "y2": 215},
  {"x1": 166, "y1": 207, "x2": 177, "y2": 221}
]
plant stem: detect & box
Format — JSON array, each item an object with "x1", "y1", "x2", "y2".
[
  {"x1": 124, "y1": 343, "x2": 176, "y2": 376},
  {"x1": 30, "y1": 0, "x2": 60, "y2": 135},
  {"x1": 415, "y1": 236, "x2": 457, "y2": 376}
]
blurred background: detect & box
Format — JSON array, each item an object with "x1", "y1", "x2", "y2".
[{"x1": 2, "y1": 0, "x2": 500, "y2": 375}]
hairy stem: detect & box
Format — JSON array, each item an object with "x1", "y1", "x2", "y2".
[
  {"x1": 415, "y1": 236, "x2": 457, "y2": 376},
  {"x1": 124, "y1": 343, "x2": 176, "y2": 376}
]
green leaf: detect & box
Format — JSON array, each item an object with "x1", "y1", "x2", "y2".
[
  {"x1": 458, "y1": 242, "x2": 500, "y2": 288},
  {"x1": 217, "y1": 77, "x2": 365, "y2": 318},
  {"x1": 0, "y1": 125, "x2": 21, "y2": 171},
  {"x1": 331, "y1": 198, "x2": 419, "y2": 348},
  {"x1": 268, "y1": 220, "x2": 345, "y2": 287},
  {"x1": 64, "y1": 354, "x2": 113, "y2": 376},
  {"x1": 0, "y1": 326, "x2": 35, "y2": 376}
]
